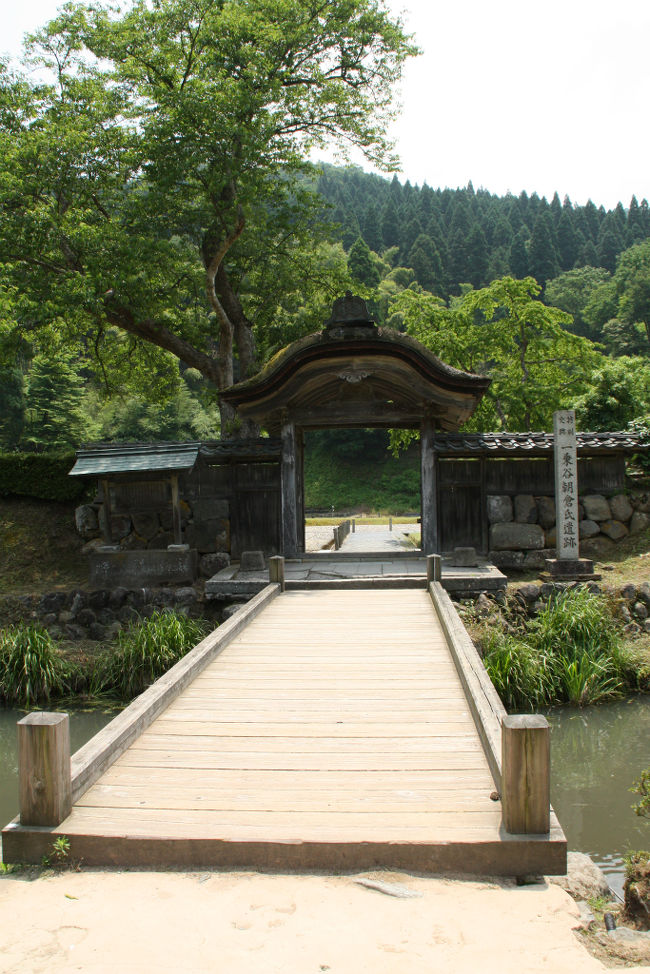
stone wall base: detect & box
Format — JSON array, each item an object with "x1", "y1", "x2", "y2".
[{"x1": 89, "y1": 549, "x2": 198, "y2": 588}]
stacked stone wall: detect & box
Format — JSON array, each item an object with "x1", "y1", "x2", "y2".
[
  {"x1": 74, "y1": 464, "x2": 232, "y2": 579},
  {"x1": 487, "y1": 489, "x2": 650, "y2": 571},
  {"x1": 1, "y1": 585, "x2": 219, "y2": 643}
]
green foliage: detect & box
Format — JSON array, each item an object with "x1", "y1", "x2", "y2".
[
  {"x1": 391, "y1": 277, "x2": 599, "y2": 436},
  {"x1": 348, "y1": 236, "x2": 380, "y2": 287},
  {"x1": 304, "y1": 435, "x2": 420, "y2": 512},
  {"x1": 631, "y1": 769, "x2": 650, "y2": 818},
  {"x1": 0, "y1": 453, "x2": 87, "y2": 502},
  {"x1": 482, "y1": 588, "x2": 627, "y2": 709},
  {"x1": 0, "y1": 0, "x2": 416, "y2": 431},
  {"x1": 544, "y1": 266, "x2": 612, "y2": 339},
  {"x1": 93, "y1": 385, "x2": 220, "y2": 442},
  {"x1": 22, "y1": 354, "x2": 97, "y2": 451},
  {"x1": 91, "y1": 611, "x2": 210, "y2": 700},
  {"x1": 0, "y1": 365, "x2": 25, "y2": 450},
  {"x1": 0, "y1": 624, "x2": 72, "y2": 707},
  {"x1": 575, "y1": 358, "x2": 650, "y2": 431}
]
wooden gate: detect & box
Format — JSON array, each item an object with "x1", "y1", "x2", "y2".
[{"x1": 438, "y1": 459, "x2": 485, "y2": 553}]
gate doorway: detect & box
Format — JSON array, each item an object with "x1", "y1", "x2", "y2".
[
  {"x1": 220, "y1": 294, "x2": 490, "y2": 558},
  {"x1": 303, "y1": 428, "x2": 421, "y2": 553}
]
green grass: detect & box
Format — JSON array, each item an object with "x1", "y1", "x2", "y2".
[
  {"x1": 481, "y1": 588, "x2": 635, "y2": 709},
  {"x1": 304, "y1": 443, "x2": 421, "y2": 514},
  {"x1": 0, "y1": 624, "x2": 74, "y2": 707},
  {"x1": 91, "y1": 611, "x2": 210, "y2": 699}
]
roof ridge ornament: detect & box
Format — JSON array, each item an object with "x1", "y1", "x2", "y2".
[{"x1": 323, "y1": 291, "x2": 377, "y2": 339}]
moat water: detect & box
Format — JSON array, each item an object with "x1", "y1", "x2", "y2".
[{"x1": 1, "y1": 697, "x2": 648, "y2": 896}]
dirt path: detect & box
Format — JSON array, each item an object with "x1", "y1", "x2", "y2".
[{"x1": 2, "y1": 868, "x2": 644, "y2": 974}]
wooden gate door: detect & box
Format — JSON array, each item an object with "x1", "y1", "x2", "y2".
[{"x1": 437, "y1": 459, "x2": 485, "y2": 553}]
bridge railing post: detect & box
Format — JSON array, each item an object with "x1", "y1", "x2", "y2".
[
  {"x1": 269, "y1": 555, "x2": 286, "y2": 592},
  {"x1": 18, "y1": 712, "x2": 72, "y2": 827},
  {"x1": 501, "y1": 715, "x2": 550, "y2": 834},
  {"x1": 426, "y1": 554, "x2": 441, "y2": 583}
]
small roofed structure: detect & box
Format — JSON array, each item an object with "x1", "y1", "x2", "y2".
[{"x1": 222, "y1": 294, "x2": 491, "y2": 555}]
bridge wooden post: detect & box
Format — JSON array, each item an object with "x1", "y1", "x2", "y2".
[
  {"x1": 18, "y1": 712, "x2": 72, "y2": 827},
  {"x1": 501, "y1": 715, "x2": 550, "y2": 834},
  {"x1": 269, "y1": 555, "x2": 285, "y2": 591},
  {"x1": 427, "y1": 554, "x2": 441, "y2": 583}
]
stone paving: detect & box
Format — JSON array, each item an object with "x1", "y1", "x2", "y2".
[{"x1": 206, "y1": 525, "x2": 506, "y2": 597}]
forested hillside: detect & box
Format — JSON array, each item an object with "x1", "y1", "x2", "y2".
[{"x1": 317, "y1": 165, "x2": 650, "y2": 297}]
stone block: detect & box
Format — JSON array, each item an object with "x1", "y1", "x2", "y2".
[
  {"x1": 131, "y1": 512, "x2": 160, "y2": 541},
  {"x1": 489, "y1": 523, "x2": 544, "y2": 551},
  {"x1": 174, "y1": 586, "x2": 198, "y2": 604},
  {"x1": 109, "y1": 587, "x2": 129, "y2": 608},
  {"x1": 76, "y1": 608, "x2": 97, "y2": 627},
  {"x1": 633, "y1": 601, "x2": 648, "y2": 620},
  {"x1": 514, "y1": 494, "x2": 538, "y2": 524},
  {"x1": 149, "y1": 531, "x2": 175, "y2": 550},
  {"x1": 487, "y1": 495, "x2": 513, "y2": 524},
  {"x1": 98, "y1": 509, "x2": 132, "y2": 541},
  {"x1": 582, "y1": 494, "x2": 611, "y2": 522},
  {"x1": 630, "y1": 511, "x2": 650, "y2": 534},
  {"x1": 89, "y1": 548, "x2": 198, "y2": 588},
  {"x1": 517, "y1": 582, "x2": 541, "y2": 602},
  {"x1": 545, "y1": 526, "x2": 557, "y2": 547},
  {"x1": 609, "y1": 493, "x2": 633, "y2": 523},
  {"x1": 579, "y1": 519, "x2": 600, "y2": 539},
  {"x1": 240, "y1": 550, "x2": 266, "y2": 571},
  {"x1": 631, "y1": 491, "x2": 650, "y2": 514},
  {"x1": 636, "y1": 581, "x2": 650, "y2": 607},
  {"x1": 39, "y1": 592, "x2": 68, "y2": 613},
  {"x1": 75, "y1": 504, "x2": 99, "y2": 539},
  {"x1": 200, "y1": 552, "x2": 231, "y2": 577},
  {"x1": 489, "y1": 550, "x2": 525, "y2": 570},
  {"x1": 600, "y1": 519, "x2": 628, "y2": 541},
  {"x1": 620, "y1": 582, "x2": 637, "y2": 601},
  {"x1": 88, "y1": 590, "x2": 111, "y2": 609},
  {"x1": 535, "y1": 496, "x2": 556, "y2": 529},
  {"x1": 451, "y1": 547, "x2": 478, "y2": 567},
  {"x1": 522, "y1": 550, "x2": 548, "y2": 571}
]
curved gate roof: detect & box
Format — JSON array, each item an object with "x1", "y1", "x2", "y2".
[{"x1": 222, "y1": 294, "x2": 491, "y2": 432}]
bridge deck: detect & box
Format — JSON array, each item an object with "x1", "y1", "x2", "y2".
[{"x1": 3, "y1": 589, "x2": 565, "y2": 872}]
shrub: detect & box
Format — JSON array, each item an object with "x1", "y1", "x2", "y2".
[
  {"x1": 0, "y1": 452, "x2": 87, "y2": 502},
  {"x1": 91, "y1": 611, "x2": 210, "y2": 699},
  {"x1": 482, "y1": 588, "x2": 627, "y2": 708},
  {"x1": 0, "y1": 625, "x2": 72, "y2": 707}
]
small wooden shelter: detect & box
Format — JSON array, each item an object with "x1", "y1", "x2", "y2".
[{"x1": 221, "y1": 293, "x2": 490, "y2": 555}]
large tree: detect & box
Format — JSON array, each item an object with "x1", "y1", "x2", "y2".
[{"x1": 0, "y1": 0, "x2": 416, "y2": 433}]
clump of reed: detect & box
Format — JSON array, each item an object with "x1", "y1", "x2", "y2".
[
  {"x1": 482, "y1": 587, "x2": 631, "y2": 709},
  {"x1": 91, "y1": 610, "x2": 210, "y2": 699},
  {"x1": 0, "y1": 624, "x2": 73, "y2": 708}
]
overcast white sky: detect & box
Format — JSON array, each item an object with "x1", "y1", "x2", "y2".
[{"x1": 4, "y1": 0, "x2": 649, "y2": 210}]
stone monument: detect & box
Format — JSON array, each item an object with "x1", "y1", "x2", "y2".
[{"x1": 545, "y1": 409, "x2": 597, "y2": 580}]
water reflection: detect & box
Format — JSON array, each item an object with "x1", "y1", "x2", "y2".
[
  {"x1": 547, "y1": 695, "x2": 650, "y2": 897},
  {"x1": 0, "y1": 706, "x2": 120, "y2": 829}
]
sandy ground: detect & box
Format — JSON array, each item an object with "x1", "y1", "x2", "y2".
[{"x1": 2, "y1": 868, "x2": 648, "y2": 974}]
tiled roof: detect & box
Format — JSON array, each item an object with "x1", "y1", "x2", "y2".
[
  {"x1": 69, "y1": 442, "x2": 201, "y2": 476},
  {"x1": 433, "y1": 432, "x2": 647, "y2": 456}
]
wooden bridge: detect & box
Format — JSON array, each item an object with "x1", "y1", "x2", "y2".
[{"x1": 2, "y1": 578, "x2": 566, "y2": 875}]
